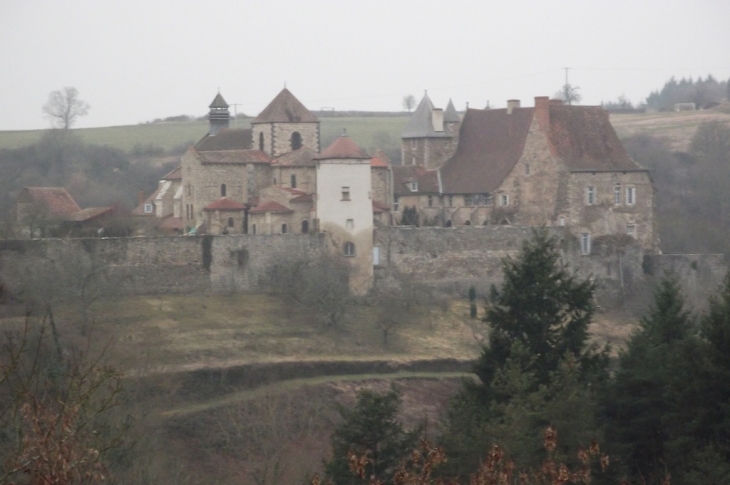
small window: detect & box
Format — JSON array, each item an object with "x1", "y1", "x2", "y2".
[
  {"x1": 524, "y1": 163, "x2": 530, "y2": 176},
  {"x1": 252, "y1": 224, "x2": 257, "y2": 235},
  {"x1": 373, "y1": 246, "x2": 380, "y2": 266},
  {"x1": 346, "y1": 219, "x2": 354, "y2": 229},
  {"x1": 186, "y1": 184, "x2": 191, "y2": 196},
  {"x1": 448, "y1": 195, "x2": 454, "y2": 206},
  {"x1": 464, "y1": 220, "x2": 471, "y2": 225},
  {"x1": 291, "y1": 131, "x2": 302, "y2": 151},
  {"x1": 410, "y1": 182, "x2": 418, "y2": 192},
  {"x1": 227, "y1": 217, "x2": 234, "y2": 228},
  {"x1": 626, "y1": 187, "x2": 636, "y2": 205},
  {"x1": 342, "y1": 186, "x2": 351, "y2": 201},
  {"x1": 500, "y1": 194, "x2": 509, "y2": 206},
  {"x1": 394, "y1": 196, "x2": 399, "y2": 212},
  {"x1": 259, "y1": 132, "x2": 265, "y2": 151},
  {"x1": 301, "y1": 220, "x2": 309, "y2": 233},
  {"x1": 428, "y1": 195, "x2": 433, "y2": 207},
  {"x1": 144, "y1": 203, "x2": 153, "y2": 214},
  {"x1": 290, "y1": 174, "x2": 297, "y2": 188},
  {"x1": 221, "y1": 183, "x2": 227, "y2": 197},
  {"x1": 445, "y1": 220, "x2": 452, "y2": 227},
  {"x1": 559, "y1": 216, "x2": 565, "y2": 226},
  {"x1": 273, "y1": 178, "x2": 277, "y2": 185},
  {"x1": 464, "y1": 195, "x2": 473, "y2": 206},
  {"x1": 581, "y1": 233, "x2": 591, "y2": 255},
  {"x1": 627, "y1": 224, "x2": 636, "y2": 237},
  {"x1": 586, "y1": 186, "x2": 595, "y2": 205},
  {"x1": 344, "y1": 241, "x2": 355, "y2": 257},
  {"x1": 614, "y1": 185, "x2": 621, "y2": 205},
  {"x1": 281, "y1": 223, "x2": 287, "y2": 234}
]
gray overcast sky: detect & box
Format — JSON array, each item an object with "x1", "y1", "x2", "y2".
[{"x1": 1, "y1": 0, "x2": 729, "y2": 131}]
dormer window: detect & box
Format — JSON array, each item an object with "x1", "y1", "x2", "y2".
[
  {"x1": 409, "y1": 182, "x2": 418, "y2": 192},
  {"x1": 144, "y1": 203, "x2": 153, "y2": 214}
]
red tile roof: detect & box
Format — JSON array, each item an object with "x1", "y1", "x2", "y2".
[
  {"x1": 253, "y1": 88, "x2": 318, "y2": 123},
  {"x1": 290, "y1": 193, "x2": 314, "y2": 203},
  {"x1": 69, "y1": 207, "x2": 113, "y2": 222},
  {"x1": 315, "y1": 135, "x2": 370, "y2": 160},
  {"x1": 195, "y1": 128, "x2": 253, "y2": 151},
  {"x1": 248, "y1": 200, "x2": 294, "y2": 214},
  {"x1": 371, "y1": 150, "x2": 390, "y2": 168},
  {"x1": 203, "y1": 197, "x2": 246, "y2": 211},
  {"x1": 197, "y1": 149, "x2": 271, "y2": 164},
  {"x1": 162, "y1": 166, "x2": 182, "y2": 180},
  {"x1": 439, "y1": 107, "x2": 533, "y2": 194},
  {"x1": 19, "y1": 187, "x2": 81, "y2": 217},
  {"x1": 393, "y1": 166, "x2": 440, "y2": 195}
]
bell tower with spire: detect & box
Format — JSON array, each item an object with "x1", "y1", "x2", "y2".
[{"x1": 208, "y1": 92, "x2": 230, "y2": 136}]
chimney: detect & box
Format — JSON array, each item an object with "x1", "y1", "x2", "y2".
[
  {"x1": 534, "y1": 96, "x2": 550, "y2": 130},
  {"x1": 431, "y1": 108, "x2": 444, "y2": 132},
  {"x1": 138, "y1": 190, "x2": 146, "y2": 206},
  {"x1": 506, "y1": 99, "x2": 521, "y2": 114}
]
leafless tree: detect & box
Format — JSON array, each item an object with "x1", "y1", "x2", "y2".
[
  {"x1": 402, "y1": 95, "x2": 416, "y2": 113},
  {"x1": 554, "y1": 84, "x2": 582, "y2": 105},
  {"x1": 42, "y1": 87, "x2": 90, "y2": 129}
]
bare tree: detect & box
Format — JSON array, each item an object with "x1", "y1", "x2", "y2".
[
  {"x1": 402, "y1": 95, "x2": 416, "y2": 113},
  {"x1": 554, "y1": 84, "x2": 582, "y2": 105},
  {"x1": 42, "y1": 87, "x2": 90, "y2": 129}
]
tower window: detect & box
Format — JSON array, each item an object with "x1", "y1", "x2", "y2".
[
  {"x1": 428, "y1": 195, "x2": 433, "y2": 207},
  {"x1": 346, "y1": 219, "x2": 354, "y2": 229},
  {"x1": 626, "y1": 187, "x2": 636, "y2": 205},
  {"x1": 500, "y1": 194, "x2": 509, "y2": 206},
  {"x1": 581, "y1": 233, "x2": 591, "y2": 255},
  {"x1": 614, "y1": 184, "x2": 622, "y2": 205},
  {"x1": 259, "y1": 132, "x2": 265, "y2": 151},
  {"x1": 344, "y1": 242, "x2": 355, "y2": 257},
  {"x1": 252, "y1": 224, "x2": 256, "y2": 234},
  {"x1": 394, "y1": 196, "x2": 400, "y2": 212},
  {"x1": 227, "y1": 217, "x2": 234, "y2": 227},
  {"x1": 281, "y1": 223, "x2": 287, "y2": 234},
  {"x1": 301, "y1": 220, "x2": 309, "y2": 233},
  {"x1": 342, "y1": 187, "x2": 350, "y2": 201},
  {"x1": 291, "y1": 174, "x2": 297, "y2": 188},
  {"x1": 291, "y1": 132, "x2": 302, "y2": 151},
  {"x1": 586, "y1": 186, "x2": 595, "y2": 205},
  {"x1": 221, "y1": 183, "x2": 227, "y2": 197}
]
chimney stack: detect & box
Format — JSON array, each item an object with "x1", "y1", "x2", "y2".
[
  {"x1": 431, "y1": 108, "x2": 444, "y2": 132},
  {"x1": 534, "y1": 96, "x2": 550, "y2": 130},
  {"x1": 506, "y1": 99, "x2": 521, "y2": 114}
]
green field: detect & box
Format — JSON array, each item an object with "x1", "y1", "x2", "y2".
[{"x1": 0, "y1": 116, "x2": 410, "y2": 155}]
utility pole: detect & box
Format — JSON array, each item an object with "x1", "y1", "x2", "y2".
[{"x1": 230, "y1": 103, "x2": 243, "y2": 127}]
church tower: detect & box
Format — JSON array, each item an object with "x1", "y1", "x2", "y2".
[
  {"x1": 207, "y1": 92, "x2": 230, "y2": 136},
  {"x1": 251, "y1": 88, "x2": 320, "y2": 157}
]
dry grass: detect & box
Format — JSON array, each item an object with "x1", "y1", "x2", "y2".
[{"x1": 610, "y1": 109, "x2": 730, "y2": 151}]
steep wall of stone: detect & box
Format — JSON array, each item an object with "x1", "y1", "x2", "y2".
[{"x1": 646, "y1": 253, "x2": 727, "y2": 307}]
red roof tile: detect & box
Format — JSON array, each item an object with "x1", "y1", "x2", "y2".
[
  {"x1": 203, "y1": 197, "x2": 246, "y2": 211},
  {"x1": 253, "y1": 88, "x2": 318, "y2": 123},
  {"x1": 371, "y1": 150, "x2": 390, "y2": 167},
  {"x1": 248, "y1": 201, "x2": 294, "y2": 214},
  {"x1": 19, "y1": 187, "x2": 81, "y2": 217},
  {"x1": 195, "y1": 128, "x2": 253, "y2": 151},
  {"x1": 315, "y1": 135, "x2": 370, "y2": 160},
  {"x1": 69, "y1": 207, "x2": 113, "y2": 222}
]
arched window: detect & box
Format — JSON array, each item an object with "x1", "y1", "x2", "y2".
[
  {"x1": 252, "y1": 224, "x2": 256, "y2": 235},
  {"x1": 281, "y1": 223, "x2": 287, "y2": 234},
  {"x1": 290, "y1": 174, "x2": 297, "y2": 188},
  {"x1": 259, "y1": 132, "x2": 265, "y2": 151},
  {"x1": 344, "y1": 242, "x2": 355, "y2": 257},
  {"x1": 227, "y1": 217, "x2": 234, "y2": 228},
  {"x1": 290, "y1": 132, "x2": 302, "y2": 151},
  {"x1": 445, "y1": 220, "x2": 452, "y2": 227},
  {"x1": 221, "y1": 184, "x2": 226, "y2": 196},
  {"x1": 464, "y1": 220, "x2": 471, "y2": 225},
  {"x1": 301, "y1": 220, "x2": 309, "y2": 233}
]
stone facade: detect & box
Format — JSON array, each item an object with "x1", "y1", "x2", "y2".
[{"x1": 251, "y1": 122, "x2": 320, "y2": 158}]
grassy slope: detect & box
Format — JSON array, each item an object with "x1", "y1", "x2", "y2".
[{"x1": 0, "y1": 116, "x2": 409, "y2": 153}]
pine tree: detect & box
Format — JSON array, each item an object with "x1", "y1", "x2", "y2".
[
  {"x1": 324, "y1": 388, "x2": 420, "y2": 485},
  {"x1": 473, "y1": 229, "x2": 605, "y2": 400}
]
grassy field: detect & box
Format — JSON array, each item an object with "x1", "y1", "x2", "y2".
[{"x1": 0, "y1": 116, "x2": 410, "y2": 155}]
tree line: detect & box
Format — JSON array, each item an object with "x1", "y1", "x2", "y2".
[{"x1": 645, "y1": 75, "x2": 729, "y2": 111}]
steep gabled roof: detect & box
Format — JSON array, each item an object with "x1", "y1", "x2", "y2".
[
  {"x1": 248, "y1": 200, "x2": 294, "y2": 214},
  {"x1": 195, "y1": 128, "x2": 253, "y2": 151},
  {"x1": 69, "y1": 207, "x2": 113, "y2": 222},
  {"x1": 271, "y1": 147, "x2": 317, "y2": 167},
  {"x1": 439, "y1": 108, "x2": 534, "y2": 194},
  {"x1": 444, "y1": 99, "x2": 460, "y2": 122},
  {"x1": 401, "y1": 94, "x2": 452, "y2": 139},
  {"x1": 546, "y1": 105, "x2": 643, "y2": 171},
  {"x1": 162, "y1": 166, "x2": 182, "y2": 180},
  {"x1": 203, "y1": 197, "x2": 246, "y2": 211},
  {"x1": 253, "y1": 88, "x2": 318, "y2": 123},
  {"x1": 315, "y1": 135, "x2": 370, "y2": 160},
  {"x1": 209, "y1": 93, "x2": 229, "y2": 109},
  {"x1": 392, "y1": 165, "x2": 440, "y2": 196},
  {"x1": 19, "y1": 187, "x2": 81, "y2": 217}
]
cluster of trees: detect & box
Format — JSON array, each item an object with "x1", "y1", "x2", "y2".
[
  {"x1": 623, "y1": 120, "x2": 730, "y2": 255},
  {"x1": 646, "y1": 75, "x2": 729, "y2": 111},
  {"x1": 323, "y1": 231, "x2": 730, "y2": 484}
]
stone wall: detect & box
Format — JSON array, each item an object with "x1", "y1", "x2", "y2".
[
  {"x1": 646, "y1": 253, "x2": 727, "y2": 307},
  {"x1": 0, "y1": 235, "x2": 327, "y2": 298}
]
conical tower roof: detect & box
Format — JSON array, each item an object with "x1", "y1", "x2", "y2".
[
  {"x1": 209, "y1": 93, "x2": 229, "y2": 109},
  {"x1": 315, "y1": 133, "x2": 370, "y2": 160},
  {"x1": 401, "y1": 93, "x2": 451, "y2": 138},
  {"x1": 253, "y1": 88, "x2": 318, "y2": 123},
  {"x1": 444, "y1": 99, "x2": 460, "y2": 122}
]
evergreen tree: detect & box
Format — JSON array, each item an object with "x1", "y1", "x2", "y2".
[
  {"x1": 473, "y1": 229, "x2": 605, "y2": 400},
  {"x1": 324, "y1": 388, "x2": 420, "y2": 485},
  {"x1": 605, "y1": 275, "x2": 705, "y2": 484}
]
